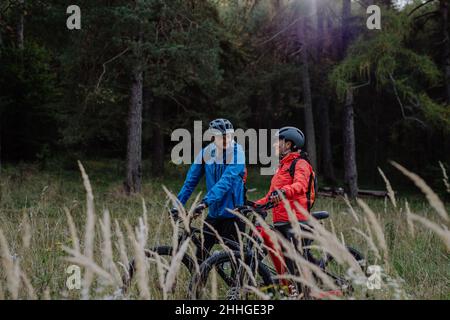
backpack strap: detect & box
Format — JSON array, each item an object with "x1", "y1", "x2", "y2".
[
  {"x1": 288, "y1": 154, "x2": 317, "y2": 212},
  {"x1": 306, "y1": 172, "x2": 314, "y2": 211},
  {"x1": 288, "y1": 157, "x2": 300, "y2": 178}
]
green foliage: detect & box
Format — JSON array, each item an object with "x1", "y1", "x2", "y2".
[
  {"x1": 330, "y1": 9, "x2": 447, "y2": 131},
  {"x1": 419, "y1": 94, "x2": 450, "y2": 131},
  {"x1": 0, "y1": 164, "x2": 449, "y2": 299},
  {"x1": 111, "y1": 0, "x2": 225, "y2": 97},
  {"x1": 332, "y1": 11, "x2": 434, "y2": 92},
  {"x1": 0, "y1": 0, "x2": 448, "y2": 184}
]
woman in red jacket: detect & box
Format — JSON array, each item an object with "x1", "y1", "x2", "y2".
[{"x1": 254, "y1": 126, "x2": 316, "y2": 283}]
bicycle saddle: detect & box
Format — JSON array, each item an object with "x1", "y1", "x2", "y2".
[{"x1": 311, "y1": 211, "x2": 329, "y2": 220}]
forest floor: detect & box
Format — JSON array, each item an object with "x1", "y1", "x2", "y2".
[{"x1": 0, "y1": 161, "x2": 449, "y2": 300}]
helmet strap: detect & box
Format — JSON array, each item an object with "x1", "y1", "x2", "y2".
[
  {"x1": 279, "y1": 143, "x2": 291, "y2": 159},
  {"x1": 280, "y1": 151, "x2": 289, "y2": 159}
]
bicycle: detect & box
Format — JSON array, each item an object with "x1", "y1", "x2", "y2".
[
  {"x1": 188, "y1": 203, "x2": 366, "y2": 300},
  {"x1": 121, "y1": 205, "x2": 264, "y2": 298}
]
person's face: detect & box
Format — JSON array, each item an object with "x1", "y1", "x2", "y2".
[
  {"x1": 273, "y1": 138, "x2": 291, "y2": 157},
  {"x1": 214, "y1": 133, "x2": 233, "y2": 149}
]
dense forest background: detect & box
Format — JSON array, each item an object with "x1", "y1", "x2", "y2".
[{"x1": 0, "y1": 0, "x2": 449, "y2": 196}]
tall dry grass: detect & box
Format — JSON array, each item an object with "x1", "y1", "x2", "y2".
[{"x1": 0, "y1": 161, "x2": 448, "y2": 299}]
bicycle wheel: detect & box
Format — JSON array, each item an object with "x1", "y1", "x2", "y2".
[
  {"x1": 318, "y1": 246, "x2": 366, "y2": 297},
  {"x1": 123, "y1": 245, "x2": 196, "y2": 299},
  {"x1": 189, "y1": 250, "x2": 274, "y2": 300}
]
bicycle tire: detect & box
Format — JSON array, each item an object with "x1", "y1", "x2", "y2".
[
  {"x1": 318, "y1": 246, "x2": 366, "y2": 296},
  {"x1": 189, "y1": 250, "x2": 274, "y2": 300},
  {"x1": 123, "y1": 245, "x2": 196, "y2": 292},
  {"x1": 321, "y1": 246, "x2": 366, "y2": 270}
]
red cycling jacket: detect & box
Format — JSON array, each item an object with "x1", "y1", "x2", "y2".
[{"x1": 256, "y1": 152, "x2": 313, "y2": 222}]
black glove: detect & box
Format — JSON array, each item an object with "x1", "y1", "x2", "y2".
[
  {"x1": 269, "y1": 189, "x2": 286, "y2": 204},
  {"x1": 169, "y1": 207, "x2": 179, "y2": 220},
  {"x1": 194, "y1": 202, "x2": 207, "y2": 216},
  {"x1": 245, "y1": 200, "x2": 257, "y2": 208}
]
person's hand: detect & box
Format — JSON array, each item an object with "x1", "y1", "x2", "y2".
[
  {"x1": 234, "y1": 205, "x2": 253, "y2": 216},
  {"x1": 269, "y1": 189, "x2": 286, "y2": 204},
  {"x1": 193, "y1": 202, "x2": 207, "y2": 218},
  {"x1": 169, "y1": 207, "x2": 179, "y2": 220},
  {"x1": 245, "y1": 200, "x2": 257, "y2": 208}
]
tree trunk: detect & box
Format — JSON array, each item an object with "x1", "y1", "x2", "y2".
[
  {"x1": 341, "y1": 0, "x2": 351, "y2": 59},
  {"x1": 316, "y1": 0, "x2": 336, "y2": 183},
  {"x1": 343, "y1": 90, "x2": 358, "y2": 198},
  {"x1": 16, "y1": 0, "x2": 24, "y2": 49},
  {"x1": 441, "y1": 0, "x2": 450, "y2": 103},
  {"x1": 151, "y1": 97, "x2": 164, "y2": 177},
  {"x1": 0, "y1": 26, "x2": 3, "y2": 47},
  {"x1": 318, "y1": 96, "x2": 336, "y2": 184},
  {"x1": 316, "y1": 0, "x2": 325, "y2": 57},
  {"x1": 300, "y1": 43, "x2": 318, "y2": 170},
  {"x1": 124, "y1": 64, "x2": 143, "y2": 194},
  {"x1": 341, "y1": 0, "x2": 358, "y2": 197}
]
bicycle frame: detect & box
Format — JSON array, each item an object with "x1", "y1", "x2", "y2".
[{"x1": 236, "y1": 208, "x2": 322, "y2": 284}]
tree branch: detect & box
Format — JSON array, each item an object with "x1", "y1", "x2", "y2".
[
  {"x1": 95, "y1": 48, "x2": 130, "y2": 92},
  {"x1": 351, "y1": 79, "x2": 371, "y2": 90},
  {"x1": 257, "y1": 15, "x2": 304, "y2": 46},
  {"x1": 408, "y1": 0, "x2": 437, "y2": 17},
  {"x1": 389, "y1": 73, "x2": 427, "y2": 128}
]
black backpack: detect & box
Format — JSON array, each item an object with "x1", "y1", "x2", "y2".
[{"x1": 288, "y1": 151, "x2": 318, "y2": 211}]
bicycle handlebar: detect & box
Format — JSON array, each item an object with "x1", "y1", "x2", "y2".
[
  {"x1": 169, "y1": 207, "x2": 201, "y2": 224},
  {"x1": 170, "y1": 200, "x2": 275, "y2": 223},
  {"x1": 233, "y1": 201, "x2": 275, "y2": 219}
]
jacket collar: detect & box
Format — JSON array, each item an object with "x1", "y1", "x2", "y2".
[
  {"x1": 280, "y1": 151, "x2": 301, "y2": 165},
  {"x1": 205, "y1": 141, "x2": 237, "y2": 163}
]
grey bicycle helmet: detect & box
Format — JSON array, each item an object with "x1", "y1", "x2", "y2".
[
  {"x1": 209, "y1": 118, "x2": 234, "y2": 135},
  {"x1": 276, "y1": 126, "x2": 305, "y2": 150}
]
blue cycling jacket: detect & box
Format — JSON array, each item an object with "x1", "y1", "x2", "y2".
[{"x1": 177, "y1": 142, "x2": 246, "y2": 219}]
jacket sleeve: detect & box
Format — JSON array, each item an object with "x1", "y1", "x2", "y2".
[
  {"x1": 177, "y1": 151, "x2": 205, "y2": 205},
  {"x1": 203, "y1": 148, "x2": 245, "y2": 207},
  {"x1": 255, "y1": 193, "x2": 270, "y2": 206},
  {"x1": 282, "y1": 159, "x2": 312, "y2": 200}
]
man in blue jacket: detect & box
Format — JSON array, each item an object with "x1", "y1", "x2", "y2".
[{"x1": 174, "y1": 118, "x2": 246, "y2": 262}]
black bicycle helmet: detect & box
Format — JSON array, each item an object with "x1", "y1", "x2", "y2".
[
  {"x1": 209, "y1": 118, "x2": 234, "y2": 135},
  {"x1": 276, "y1": 126, "x2": 305, "y2": 150}
]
